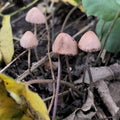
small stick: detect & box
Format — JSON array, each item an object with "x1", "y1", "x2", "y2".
[
  {"x1": 0, "y1": 0, "x2": 39, "y2": 17},
  {"x1": 95, "y1": 80, "x2": 119, "y2": 116},
  {"x1": 0, "y1": 2, "x2": 10, "y2": 13},
  {"x1": 75, "y1": 63, "x2": 119, "y2": 84},
  {"x1": 16, "y1": 52, "x2": 53, "y2": 81},
  {"x1": 25, "y1": 79, "x2": 80, "y2": 94},
  {"x1": 44, "y1": 0, "x2": 56, "y2": 114},
  {"x1": 0, "y1": 50, "x2": 27, "y2": 73},
  {"x1": 44, "y1": 89, "x2": 71, "y2": 102},
  {"x1": 73, "y1": 20, "x2": 96, "y2": 39}
]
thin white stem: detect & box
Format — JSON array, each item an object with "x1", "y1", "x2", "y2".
[{"x1": 28, "y1": 49, "x2": 31, "y2": 70}]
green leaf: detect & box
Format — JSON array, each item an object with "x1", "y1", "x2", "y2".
[
  {"x1": 0, "y1": 15, "x2": 14, "y2": 64},
  {"x1": 74, "y1": 0, "x2": 81, "y2": 3},
  {"x1": 82, "y1": 0, "x2": 120, "y2": 21},
  {"x1": 96, "y1": 18, "x2": 120, "y2": 53}
]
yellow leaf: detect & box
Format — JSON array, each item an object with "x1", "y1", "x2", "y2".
[
  {"x1": 62, "y1": 0, "x2": 85, "y2": 12},
  {"x1": 0, "y1": 73, "x2": 50, "y2": 120},
  {"x1": 0, "y1": 15, "x2": 14, "y2": 64},
  {"x1": 0, "y1": 79, "x2": 27, "y2": 120},
  {"x1": 46, "y1": 0, "x2": 85, "y2": 12}
]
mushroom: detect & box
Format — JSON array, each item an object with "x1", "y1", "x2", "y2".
[
  {"x1": 52, "y1": 32, "x2": 78, "y2": 82},
  {"x1": 78, "y1": 31, "x2": 101, "y2": 84},
  {"x1": 52, "y1": 32, "x2": 78, "y2": 55},
  {"x1": 78, "y1": 31, "x2": 101, "y2": 53},
  {"x1": 52, "y1": 32, "x2": 78, "y2": 120},
  {"x1": 25, "y1": 7, "x2": 46, "y2": 61},
  {"x1": 25, "y1": 7, "x2": 46, "y2": 24},
  {"x1": 20, "y1": 31, "x2": 38, "y2": 70}
]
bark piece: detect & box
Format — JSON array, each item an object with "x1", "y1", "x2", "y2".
[
  {"x1": 75, "y1": 63, "x2": 120, "y2": 84},
  {"x1": 95, "y1": 80, "x2": 119, "y2": 117}
]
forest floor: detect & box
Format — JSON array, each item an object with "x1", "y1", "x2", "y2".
[{"x1": 1, "y1": 0, "x2": 120, "y2": 120}]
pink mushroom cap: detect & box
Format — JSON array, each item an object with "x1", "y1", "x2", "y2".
[
  {"x1": 25, "y1": 7, "x2": 46, "y2": 24},
  {"x1": 52, "y1": 32, "x2": 78, "y2": 56},
  {"x1": 78, "y1": 31, "x2": 101, "y2": 52},
  {"x1": 20, "y1": 31, "x2": 38, "y2": 49}
]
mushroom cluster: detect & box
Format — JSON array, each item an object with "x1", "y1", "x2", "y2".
[
  {"x1": 52, "y1": 31, "x2": 101, "y2": 57},
  {"x1": 53, "y1": 31, "x2": 101, "y2": 55},
  {"x1": 20, "y1": 7, "x2": 46, "y2": 70},
  {"x1": 52, "y1": 31, "x2": 101, "y2": 120}
]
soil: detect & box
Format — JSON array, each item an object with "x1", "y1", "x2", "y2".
[{"x1": 1, "y1": 0, "x2": 120, "y2": 120}]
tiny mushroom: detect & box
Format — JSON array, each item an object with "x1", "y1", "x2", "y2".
[
  {"x1": 25, "y1": 7, "x2": 46, "y2": 24},
  {"x1": 20, "y1": 31, "x2": 38, "y2": 70},
  {"x1": 20, "y1": 31, "x2": 38, "y2": 49},
  {"x1": 78, "y1": 31, "x2": 101, "y2": 84},
  {"x1": 78, "y1": 31, "x2": 101, "y2": 53},
  {"x1": 52, "y1": 32, "x2": 78, "y2": 120},
  {"x1": 52, "y1": 32, "x2": 78, "y2": 55},
  {"x1": 25, "y1": 7, "x2": 46, "y2": 61}
]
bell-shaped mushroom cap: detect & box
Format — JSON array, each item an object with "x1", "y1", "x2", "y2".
[
  {"x1": 20, "y1": 31, "x2": 38, "y2": 49},
  {"x1": 52, "y1": 33, "x2": 78, "y2": 56},
  {"x1": 78, "y1": 31, "x2": 101, "y2": 52},
  {"x1": 25, "y1": 7, "x2": 46, "y2": 24}
]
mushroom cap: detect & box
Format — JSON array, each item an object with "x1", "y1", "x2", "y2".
[
  {"x1": 52, "y1": 32, "x2": 78, "y2": 56},
  {"x1": 20, "y1": 31, "x2": 38, "y2": 49},
  {"x1": 25, "y1": 7, "x2": 46, "y2": 24},
  {"x1": 78, "y1": 31, "x2": 101, "y2": 52}
]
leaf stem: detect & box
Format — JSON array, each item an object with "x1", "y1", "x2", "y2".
[{"x1": 96, "y1": 11, "x2": 120, "y2": 62}]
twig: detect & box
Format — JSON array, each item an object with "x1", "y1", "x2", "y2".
[
  {"x1": 73, "y1": 20, "x2": 96, "y2": 39},
  {"x1": 16, "y1": 52, "x2": 53, "y2": 81},
  {"x1": 95, "y1": 80, "x2": 119, "y2": 116},
  {"x1": 75, "y1": 63, "x2": 120, "y2": 84},
  {"x1": 45, "y1": 0, "x2": 56, "y2": 114},
  {"x1": 0, "y1": 50, "x2": 27, "y2": 73},
  {"x1": 61, "y1": 3, "x2": 81, "y2": 32},
  {"x1": 25, "y1": 79, "x2": 80, "y2": 94},
  {"x1": 44, "y1": 89, "x2": 71, "y2": 102},
  {"x1": 0, "y1": 2, "x2": 10, "y2": 13},
  {"x1": 0, "y1": 0, "x2": 39, "y2": 17}
]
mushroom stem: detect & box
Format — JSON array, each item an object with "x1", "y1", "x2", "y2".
[
  {"x1": 28, "y1": 48, "x2": 31, "y2": 70},
  {"x1": 52, "y1": 55, "x2": 61, "y2": 120},
  {"x1": 65, "y1": 56, "x2": 72, "y2": 82},
  {"x1": 33, "y1": 24, "x2": 45, "y2": 75},
  {"x1": 83, "y1": 53, "x2": 94, "y2": 90},
  {"x1": 28, "y1": 49, "x2": 35, "y2": 78},
  {"x1": 34, "y1": 24, "x2": 37, "y2": 36},
  {"x1": 34, "y1": 24, "x2": 39, "y2": 61}
]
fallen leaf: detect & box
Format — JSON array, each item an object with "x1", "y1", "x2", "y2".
[
  {"x1": 62, "y1": 0, "x2": 84, "y2": 12},
  {"x1": 0, "y1": 73, "x2": 50, "y2": 120},
  {"x1": 47, "y1": 0, "x2": 84, "y2": 12},
  {"x1": 63, "y1": 89, "x2": 96, "y2": 120},
  {"x1": 0, "y1": 15, "x2": 14, "y2": 64}
]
